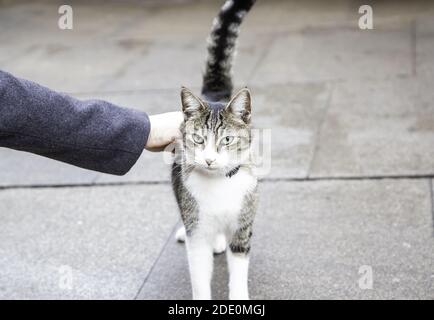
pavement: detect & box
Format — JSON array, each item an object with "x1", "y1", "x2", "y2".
[{"x1": 0, "y1": 0, "x2": 433, "y2": 299}]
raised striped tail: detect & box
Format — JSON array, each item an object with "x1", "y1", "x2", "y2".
[{"x1": 201, "y1": 0, "x2": 256, "y2": 102}]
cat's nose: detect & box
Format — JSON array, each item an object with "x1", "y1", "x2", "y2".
[{"x1": 205, "y1": 158, "x2": 215, "y2": 166}]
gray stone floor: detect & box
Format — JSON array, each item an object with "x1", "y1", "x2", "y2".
[{"x1": 0, "y1": 0, "x2": 433, "y2": 299}]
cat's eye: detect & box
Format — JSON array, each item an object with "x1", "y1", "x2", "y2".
[
  {"x1": 222, "y1": 136, "x2": 235, "y2": 145},
  {"x1": 192, "y1": 134, "x2": 204, "y2": 144}
]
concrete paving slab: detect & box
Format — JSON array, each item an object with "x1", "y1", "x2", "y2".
[
  {"x1": 416, "y1": 18, "x2": 434, "y2": 78},
  {"x1": 0, "y1": 148, "x2": 98, "y2": 187},
  {"x1": 0, "y1": 1, "x2": 150, "y2": 44},
  {"x1": 1, "y1": 38, "x2": 145, "y2": 94},
  {"x1": 245, "y1": 0, "x2": 434, "y2": 33},
  {"x1": 1, "y1": 1, "x2": 432, "y2": 93},
  {"x1": 95, "y1": 151, "x2": 173, "y2": 184},
  {"x1": 416, "y1": 15, "x2": 434, "y2": 36},
  {"x1": 252, "y1": 83, "x2": 331, "y2": 179},
  {"x1": 0, "y1": 1, "x2": 268, "y2": 94},
  {"x1": 137, "y1": 179, "x2": 434, "y2": 300},
  {"x1": 98, "y1": 33, "x2": 270, "y2": 93},
  {"x1": 0, "y1": 1, "x2": 156, "y2": 93},
  {"x1": 0, "y1": 184, "x2": 178, "y2": 299},
  {"x1": 109, "y1": 0, "x2": 352, "y2": 38},
  {"x1": 244, "y1": 0, "x2": 353, "y2": 33},
  {"x1": 310, "y1": 78, "x2": 434, "y2": 177},
  {"x1": 250, "y1": 26, "x2": 412, "y2": 86}
]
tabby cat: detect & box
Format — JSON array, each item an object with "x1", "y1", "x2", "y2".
[{"x1": 172, "y1": 0, "x2": 257, "y2": 300}]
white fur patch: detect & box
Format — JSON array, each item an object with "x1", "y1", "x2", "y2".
[
  {"x1": 184, "y1": 169, "x2": 256, "y2": 299},
  {"x1": 228, "y1": 22, "x2": 240, "y2": 34},
  {"x1": 186, "y1": 168, "x2": 256, "y2": 236},
  {"x1": 222, "y1": 0, "x2": 233, "y2": 12},
  {"x1": 211, "y1": 17, "x2": 221, "y2": 30},
  {"x1": 237, "y1": 10, "x2": 247, "y2": 19},
  {"x1": 213, "y1": 234, "x2": 227, "y2": 254},
  {"x1": 175, "y1": 226, "x2": 186, "y2": 242},
  {"x1": 227, "y1": 250, "x2": 249, "y2": 299}
]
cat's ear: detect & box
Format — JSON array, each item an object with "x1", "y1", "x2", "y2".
[
  {"x1": 226, "y1": 88, "x2": 251, "y2": 124},
  {"x1": 181, "y1": 87, "x2": 206, "y2": 118}
]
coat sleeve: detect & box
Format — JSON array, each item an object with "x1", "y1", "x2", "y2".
[{"x1": 0, "y1": 70, "x2": 150, "y2": 175}]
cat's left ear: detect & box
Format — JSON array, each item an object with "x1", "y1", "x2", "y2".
[{"x1": 226, "y1": 88, "x2": 251, "y2": 124}]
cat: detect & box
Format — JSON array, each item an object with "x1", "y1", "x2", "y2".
[{"x1": 171, "y1": 0, "x2": 257, "y2": 300}]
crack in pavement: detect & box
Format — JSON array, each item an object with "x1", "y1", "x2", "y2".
[
  {"x1": 2, "y1": 173, "x2": 434, "y2": 191},
  {"x1": 429, "y1": 179, "x2": 434, "y2": 235},
  {"x1": 306, "y1": 82, "x2": 335, "y2": 178},
  {"x1": 133, "y1": 221, "x2": 180, "y2": 300}
]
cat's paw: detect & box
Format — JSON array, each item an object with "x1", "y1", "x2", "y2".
[
  {"x1": 213, "y1": 234, "x2": 227, "y2": 254},
  {"x1": 175, "y1": 226, "x2": 186, "y2": 243}
]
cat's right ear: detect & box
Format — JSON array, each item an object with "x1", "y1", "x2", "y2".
[{"x1": 181, "y1": 87, "x2": 206, "y2": 118}]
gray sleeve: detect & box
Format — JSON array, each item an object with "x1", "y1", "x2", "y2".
[{"x1": 0, "y1": 70, "x2": 150, "y2": 176}]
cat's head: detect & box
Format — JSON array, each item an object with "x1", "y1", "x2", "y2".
[{"x1": 179, "y1": 87, "x2": 252, "y2": 174}]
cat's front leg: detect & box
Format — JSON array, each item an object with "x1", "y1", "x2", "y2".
[
  {"x1": 227, "y1": 227, "x2": 253, "y2": 300},
  {"x1": 186, "y1": 235, "x2": 214, "y2": 300},
  {"x1": 227, "y1": 250, "x2": 249, "y2": 300}
]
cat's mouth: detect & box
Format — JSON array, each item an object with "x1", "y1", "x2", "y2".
[
  {"x1": 195, "y1": 164, "x2": 222, "y2": 173},
  {"x1": 206, "y1": 166, "x2": 219, "y2": 171},
  {"x1": 203, "y1": 165, "x2": 219, "y2": 171}
]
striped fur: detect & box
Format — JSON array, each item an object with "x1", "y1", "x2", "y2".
[
  {"x1": 202, "y1": 0, "x2": 256, "y2": 101},
  {"x1": 171, "y1": 1, "x2": 257, "y2": 300}
]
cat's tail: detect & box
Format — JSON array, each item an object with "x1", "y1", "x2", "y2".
[{"x1": 201, "y1": 0, "x2": 256, "y2": 101}]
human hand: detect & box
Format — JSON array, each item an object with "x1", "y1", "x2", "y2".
[{"x1": 145, "y1": 111, "x2": 183, "y2": 152}]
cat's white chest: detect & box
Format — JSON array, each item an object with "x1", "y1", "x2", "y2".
[{"x1": 185, "y1": 169, "x2": 256, "y2": 220}]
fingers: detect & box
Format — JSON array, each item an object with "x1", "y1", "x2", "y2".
[{"x1": 146, "y1": 111, "x2": 183, "y2": 150}]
